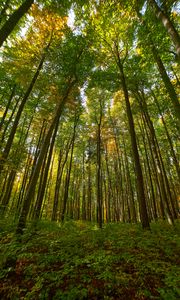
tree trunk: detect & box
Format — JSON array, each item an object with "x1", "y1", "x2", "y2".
[
  {"x1": 16, "y1": 78, "x2": 76, "y2": 235},
  {"x1": 51, "y1": 149, "x2": 63, "y2": 221},
  {"x1": 16, "y1": 151, "x2": 33, "y2": 215},
  {"x1": 122, "y1": 135, "x2": 137, "y2": 223},
  {"x1": 151, "y1": 45, "x2": 180, "y2": 124},
  {"x1": 115, "y1": 46, "x2": 150, "y2": 229},
  {"x1": 82, "y1": 152, "x2": 86, "y2": 220},
  {"x1": 148, "y1": 0, "x2": 180, "y2": 58},
  {"x1": 87, "y1": 140, "x2": 92, "y2": 221},
  {"x1": 139, "y1": 97, "x2": 174, "y2": 223},
  {"x1": 136, "y1": 10, "x2": 180, "y2": 125},
  {"x1": 138, "y1": 90, "x2": 177, "y2": 219},
  {"x1": 16, "y1": 79, "x2": 76, "y2": 234},
  {"x1": 104, "y1": 145, "x2": 113, "y2": 222},
  {"x1": 33, "y1": 120, "x2": 59, "y2": 220},
  {"x1": 52, "y1": 137, "x2": 72, "y2": 221},
  {"x1": 0, "y1": 95, "x2": 20, "y2": 147},
  {"x1": 151, "y1": 90, "x2": 180, "y2": 180},
  {"x1": 61, "y1": 114, "x2": 78, "y2": 222},
  {"x1": 0, "y1": 84, "x2": 16, "y2": 131},
  {"x1": 0, "y1": 170, "x2": 16, "y2": 216},
  {"x1": 97, "y1": 121, "x2": 103, "y2": 228},
  {"x1": 0, "y1": 52, "x2": 46, "y2": 173},
  {"x1": 0, "y1": 0, "x2": 34, "y2": 47},
  {"x1": 138, "y1": 120, "x2": 158, "y2": 220}
]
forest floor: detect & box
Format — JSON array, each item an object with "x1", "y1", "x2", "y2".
[{"x1": 0, "y1": 220, "x2": 179, "y2": 300}]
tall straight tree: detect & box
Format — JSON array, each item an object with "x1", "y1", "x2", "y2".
[
  {"x1": 148, "y1": 0, "x2": 180, "y2": 58},
  {"x1": 0, "y1": 0, "x2": 34, "y2": 47},
  {"x1": 16, "y1": 77, "x2": 77, "y2": 235},
  {"x1": 0, "y1": 50, "x2": 47, "y2": 174},
  {"x1": 114, "y1": 44, "x2": 150, "y2": 229},
  {"x1": 135, "y1": 10, "x2": 180, "y2": 124}
]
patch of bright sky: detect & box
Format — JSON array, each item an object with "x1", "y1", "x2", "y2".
[
  {"x1": 67, "y1": 7, "x2": 85, "y2": 35},
  {"x1": 80, "y1": 82, "x2": 88, "y2": 108},
  {"x1": 67, "y1": 8, "x2": 75, "y2": 29},
  {"x1": 20, "y1": 15, "x2": 34, "y2": 38},
  {"x1": 140, "y1": 1, "x2": 147, "y2": 15},
  {"x1": 173, "y1": 2, "x2": 180, "y2": 13},
  {"x1": 67, "y1": 9, "x2": 88, "y2": 106}
]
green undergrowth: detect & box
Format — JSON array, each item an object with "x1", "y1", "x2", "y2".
[{"x1": 0, "y1": 220, "x2": 180, "y2": 299}]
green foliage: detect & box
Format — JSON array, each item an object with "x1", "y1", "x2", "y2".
[{"x1": 0, "y1": 220, "x2": 179, "y2": 299}]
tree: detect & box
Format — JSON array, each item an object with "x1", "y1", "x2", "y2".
[
  {"x1": 0, "y1": 0, "x2": 34, "y2": 47},
  {"x1": 148, "y1": 0, "x2": 180, "y2": 58}
]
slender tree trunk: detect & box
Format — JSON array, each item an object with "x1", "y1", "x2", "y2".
[
  {"x1": 142, "y1": 115, "x2": 166, "y2": 219},
  {"x1": 148, "y1": 0, "x2": 180, "y2": 58},
  {"x1": 136, "y1": 10, "x2": 180, "y2": 124},
  {"x1": 122, "y1": 135, "x2": 137, "y2": 223},
  {"x1": 0, "y1": 112, "x2": 32, "y2": 215},
  {"x1": 115, "y1": 47, "x2": 150, "y2": 229},
  {"x1": 140, "y1": 105, "x2": 174, "y2": 222},
  {"x1": 0, "y1": 53, "x2": 46, "y2": 173},
  {"x1": 51, "y1": 149, "x2": 63, "y2": 221},
  {"x1": 0, "y1": 0, "x2": 34, "y2": 47},
  {"x1": 151, "y1": 45, "x2": 180, "y2": 123},
  {"x1": 0, "y1": 84, "x2": 16, "y2": 131},
  {"x1": 156, "y1": 136, "x2": 178, "y2": 219},
  {"x1": 82, "y1": 152, "x2": 86, "y2": 220},
  {"x1": 43, "y1": 152, "x2": 55, "y2": 219},
  {"x1": 16, "y1": 152, "x2": 33, "y2": 215},
  {"x1": 0, "y1": 170, "x2": 16, "y2": 216},
  {"x1": 0, "y1": 95, "x2": 20, "y2": 146},
  {"x1": 151, "y1": 90, "x2": 180, "y2": 180},
  {"x1": 16, "y1": 78, "x2": 77, "y2": 235},
  {"x1": 52, "y1": 137, "x2": 72, "y2": 221},
  {"x1": 109, "y1": 116, "x2": 125, "y2": 222},
  {"x1": 31, "y1": 147, "x2": 48, "y2": 218},
  {"x1": 33, "y1": 120, "x2": 59, "y2": 220},
  {"x1": 138, "y1": 90, "x2": 178, "y2": 219},
  {"x1": 97, "y1": 121, "x2": 103, "y2": 228},
  {"x1": 61, "y1": 114, "x2": 78, "y2": 222},
  {"x1": 138, "y1": 120, "x2": 158, "y2": 220},
  {"x1": 104, "y1": 145, "x2": 113, "y2": 222},
  {"x1": 87, "y1": 141, "x2": 92, "y2": 221},
  {"x1": 74, "y1": 175, "x2": 81, "y2": 220}
]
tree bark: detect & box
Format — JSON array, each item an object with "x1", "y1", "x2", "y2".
[
  {"x1": 138, "y1": 95, "x2": 175, "y2": 223},
  {"x1": 82, "y1": 152, "x2": 86, "y2": 220},
  {"x1": 115, "y1": 45, "x2": 150, "y2": 229},
  {"x1": 33, "y1": 120, "x2": 59, "y2": 220},
  {"x1": 0, "y1": 0, "x2": 34, "y2": 47},
  {"x1": 0, "y1": 84, "x2": 16, "y2": 131},
  {"x1": 61, "y1": 113, "x2": 78, "y2": 222},
  {"x1": 97, "y1": 121, "x2": 103, "y2": 228},
  {"x1": 0, "y1": 95, "x2": 20, "y2": 147},
  {"x1": 52, "y1": 138, "x2": 72, "y2": 221},
  {"x1": 151, "y1": 90, "x2": 180, "y2": 180},
  {"x1": 148, "y1": 0, "x2": 180, "y2": 58},
  {"x1": 0, "y1": 52, "x2": 46, "y2": 173},
  {"x1": 151, "y1": 45, "x2": 180, "y2": 124},
  {"x1": 136, "y1": 10, "x2": 180, "y2": 125},
  {"x1": 16, "y1": 78, "x2": 76, "y2": 235}
]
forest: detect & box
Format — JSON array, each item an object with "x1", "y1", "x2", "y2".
[{"x1": 0, "y1": 0, "x2": 180, "y2": 299}]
